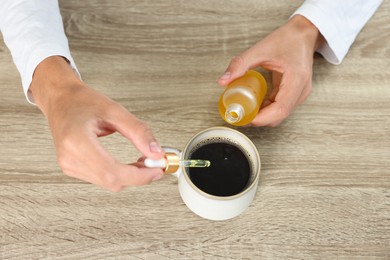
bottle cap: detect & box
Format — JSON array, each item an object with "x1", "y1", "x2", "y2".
[{"x1": 163, "y1": 152, "x2": 180, "y2": 174}]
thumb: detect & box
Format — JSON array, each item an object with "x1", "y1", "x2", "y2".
[{"x1": 218, "y1": 55, "x2": 250, "y2": 86}]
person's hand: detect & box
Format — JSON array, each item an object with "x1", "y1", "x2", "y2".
[
  {"x1": 218, "y1": 15, "x2": 324, "y2": 127},
  {"x1": 29, "y1": 56, "x2": 164, "y2": 192}
]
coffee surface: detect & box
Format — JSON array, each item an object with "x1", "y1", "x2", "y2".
[{"x1": 188, "y1": 141, "x2": 251, "y2": 196}]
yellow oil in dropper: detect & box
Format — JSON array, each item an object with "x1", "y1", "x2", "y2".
[
  {"x1": 180, "y1": 159, "x2": 211, "y2": 168},
  {"x1": 144, "y1": 154, "x2": 210, "y2": 174},
  {"x1": 218, "y1": 70, "x2": 267, "y2": 126}
]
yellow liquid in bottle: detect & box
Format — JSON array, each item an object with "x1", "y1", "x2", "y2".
[{"x1": 218, "y1": 70, "x2": 267, "y2": 126}]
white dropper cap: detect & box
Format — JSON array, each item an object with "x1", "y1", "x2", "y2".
[
  {"x1": 144, "y1": 153, "x2": 180, "y2": 174},
  {"x1": 144, "y1": 158, "x2": 167, "y2": 168}
]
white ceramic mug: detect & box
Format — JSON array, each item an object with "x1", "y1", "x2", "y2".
[{"x1": 146, "y1": 127, "x2": 261, "y2": 221}]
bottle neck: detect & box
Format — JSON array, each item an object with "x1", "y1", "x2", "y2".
[{"x1": 225, "y1": 103, "x2": 244, "y2": 124}]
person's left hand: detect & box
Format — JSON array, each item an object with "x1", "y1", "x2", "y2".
[{"x1": 218, "y1": 15, "x2": 324, "y2": 127}]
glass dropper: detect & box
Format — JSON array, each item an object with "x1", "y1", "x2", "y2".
[
  {"x1": 180, "y1": 159, "x2": 211, "y2": 168},
  {"x1": 144, "y1": 156, "x2": 211, "y2": 173}
]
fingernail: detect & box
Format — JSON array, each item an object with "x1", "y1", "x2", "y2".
[
  {"x1": 149, "y1": 141, "x2": 162, "y2": 153},
  {"x1": 219, "y1": 72, "x2": 231, "y2": 80}
]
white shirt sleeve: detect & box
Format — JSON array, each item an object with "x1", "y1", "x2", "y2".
[
  {"x1": 0, "y1": 0, "x2": 80, "y2": 104},
  {"x1": 292, "y1": 0, "x2": 383, "y2": 64}
]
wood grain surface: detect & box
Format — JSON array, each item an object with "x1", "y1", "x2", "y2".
[{"x1": 1, "y1": 0, "x2": 389, "y2": 259}]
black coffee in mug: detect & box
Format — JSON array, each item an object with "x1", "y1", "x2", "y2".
[{"x1": 187, "y1": 138, "x2": 253, "y2": 197}]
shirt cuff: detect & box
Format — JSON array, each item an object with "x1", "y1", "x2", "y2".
[
  {"x1": 292, "y1": 0, "x2": 382, "y2": 65},
  {"x1": 291, "y1": 4, "x2": 345, "y2": 65}
]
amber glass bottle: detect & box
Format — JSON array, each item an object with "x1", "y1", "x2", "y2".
[{"x1": 218, "y1": 70, "x2": 267, "y2": 126}]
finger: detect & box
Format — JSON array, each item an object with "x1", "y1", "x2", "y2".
[
  {"x1": 108, "y1": 109, "x2": 165, "y2": 160},
  {"x1": 250, "y1": 102, "x2": 289, "y2": 127},
  {"x1": 57, "y1": 132, "x2": 124, "y2": 190},
  {"x1": 58, "y1": 123, "x2": 164, "y2": 189},
  {"x1": 218, "y1": 42, "x2": 274, "y2": 86},
  {"x1": 115, "y1": 164, "x2": 164, "y2": 186},
  {"x1": 297, "y1": 83, "x2": 312, "y2": 105},
  {"x1": 250, "y1": 71, "x2": 301, "y2": 126},
  {"x1": 137, "y1": 156, "x2": 146, "y2": 163},
  {"x1": 261, "y1": 99, "x2": 272, "y2": 109},
  {"x1": 64, "y1": 153, "x2": 163, "y2": 191},
  {"x1": 218, "y1": 53, "x2": 285, "y2": 89},
  {"x1": 252, "y1": 83, "x2": 310, "y2": 127},
  {"x1": 269, "y1": 71, "x2": 282, "y2": 101},
  {"x1": 267, "y1": 119, "x2": 284, "y2": 128},
  {"x1": 264, "y1": 74, "x2": 281, "y2": 107}
]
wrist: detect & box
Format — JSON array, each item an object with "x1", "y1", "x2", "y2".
[
  {"x1": 29, "y1": 56, "x2": 82, "y2": 117},
  {"x1": 287, "y1": 14, "x2": 325, "y2": 51}
]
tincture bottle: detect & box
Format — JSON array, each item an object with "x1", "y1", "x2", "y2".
[{"x1": 218, "y1": 70, "x2": 267, "y2": 126}]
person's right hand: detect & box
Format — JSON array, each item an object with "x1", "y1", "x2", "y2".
[{"x1": 29, "y1": 56, "x2": 164, "y2": 192}]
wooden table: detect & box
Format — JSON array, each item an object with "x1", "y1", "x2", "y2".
[{"x1": 1, "y1": 1, "x2": 389, "y2": 259}]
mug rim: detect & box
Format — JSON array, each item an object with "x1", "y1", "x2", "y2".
[{"x1": 181, "y1": 126, "x2": 261, "y2": 201}]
